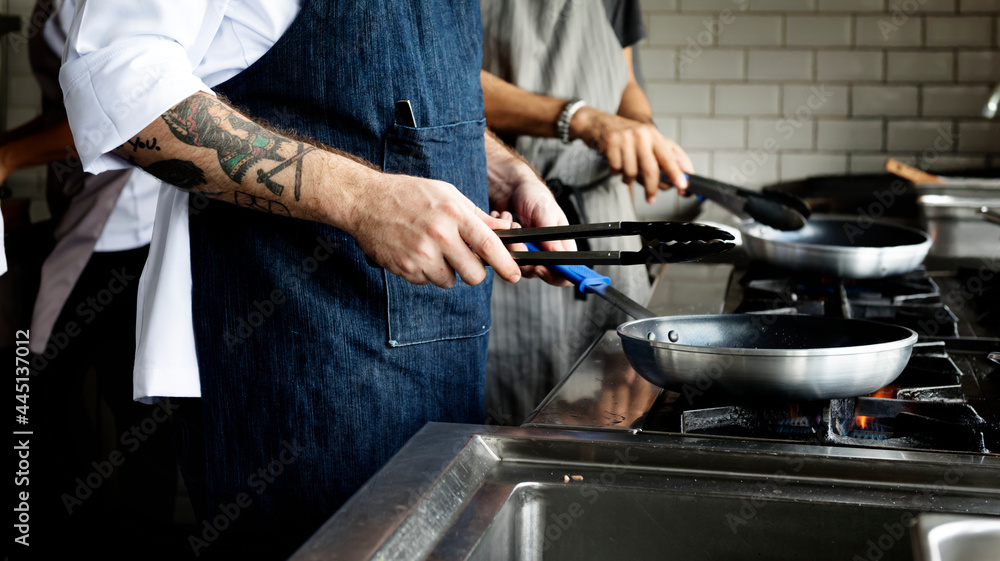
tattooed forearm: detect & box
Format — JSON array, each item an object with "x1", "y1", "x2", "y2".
[
  {"x1": 159, "y1": 94, "x2": 315, "y2": 200},
  {"x1": 234, "y1": 190, "x2": 291, "y2": 216},
  {"x1": 145, "y1": 159, "x2": 206, "y2": 189},
  {"x1": 111, "y1": 91, "x2": 380, "y2": 227}
]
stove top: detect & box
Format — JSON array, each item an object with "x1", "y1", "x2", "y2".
[{"x1": 524, "y1": 262, "x2": 1000, "y2": 457}]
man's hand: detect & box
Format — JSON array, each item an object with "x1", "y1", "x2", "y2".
[
  {"x1": 569, "y1": 108, "x2": 693, "y2": 203},
  {"x1": 342, "y1": 168, "x2": 521, "y2": 289},
  {"x1": 497, "y1": 179, "x2": 576, "y2": 287},
  {"x1": 484, "y1": 131, "x2": 576, "y2": 287}
]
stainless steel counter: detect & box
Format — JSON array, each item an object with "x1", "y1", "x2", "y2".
[{"x1": 290, "y1": 423, "x2": 1000, "y2": 561}]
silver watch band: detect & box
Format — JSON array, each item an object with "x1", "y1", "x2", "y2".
[{"x1": 557, "y1": 99, "x2": 586, "y2": 144}]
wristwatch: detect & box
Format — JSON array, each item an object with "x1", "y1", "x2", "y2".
[{"x1": 557, "y1": 98, "x2": 586, "y2": 144}]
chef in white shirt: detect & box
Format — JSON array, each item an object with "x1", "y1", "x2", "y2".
[{"x1": 60, "y1": 0, "x2": 572, "y2": 557}]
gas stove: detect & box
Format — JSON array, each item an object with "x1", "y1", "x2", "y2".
[{"x1": 524, "y1": 262, "x2": 1000, "y2": 458}]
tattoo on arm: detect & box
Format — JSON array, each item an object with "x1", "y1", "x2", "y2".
[
  {"x1": 234, "y1": 190, "x2": 291, "y2": 216},
  {"x1": 145, "y1": 159, "x2": 206, "y2": 189},
  {"x1": 159, "y1": 94, "x2": 316, "y2": 201},
  {"x1": 126, "y1": 136, "x2": 161, "y2": 152}
]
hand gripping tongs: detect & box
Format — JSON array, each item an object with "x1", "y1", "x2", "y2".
[{"x1": 494, "y1": 221, "x2": 736, "y2": 266}]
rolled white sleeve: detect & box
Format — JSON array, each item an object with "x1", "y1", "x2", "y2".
[{"x1": 59, "y1": 0, "x2": 227, "y2": 174}]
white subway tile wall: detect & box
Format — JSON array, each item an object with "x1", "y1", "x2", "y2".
[
  {"x1": 887, "y1": 120, "x2": 956, "y2": 150},
  {"x1": 787, "y1": 16, "x2": 853, "y2": 46},
  {"x1": 715, "y1": 84, "x2": 781, "y2": 114},
  {"x1": 638, "y1": 0, "x2": 999, "y2": 203},
  {"x1": 886, "y1": 51, "x2": 955, "y2": 80},
  {"x1": 852, "y1": 85, "x2": 920, "y2": 115},
  {"x1": 817, "y1": 119, "x2": 884, "y2": 150},
  {"x1": 678, "y1": 49, "x2": 745, "y2": 79},
  {"x1": 747, "y1": 49, "x2": 814, "y2": 80}
]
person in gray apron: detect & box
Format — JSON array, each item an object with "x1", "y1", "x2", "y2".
[{"x1": 480, "y1": 0, "x2": 695, "y2": 424}]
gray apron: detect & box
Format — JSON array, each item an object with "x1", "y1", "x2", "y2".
[
  {"x1": 26, "y1": 0, "x2": 131, "y2": 354},
  {"x1": 481, "y1": 0, "x2": 651, "y2": 424}
]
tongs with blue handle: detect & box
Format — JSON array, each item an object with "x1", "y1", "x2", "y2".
[
  {"x1": 522, "y1": 243, "x2": 657, "y2": 320},
  {"x1": 677, "y1": 173, "x2": 812, "y2": 231},
  {"x1": 496, "y1": 221, "x2": 735, "y2": 266}
]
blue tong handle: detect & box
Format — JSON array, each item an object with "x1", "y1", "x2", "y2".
[
  {"x1": 522, "y1": 243, "x2": 656, "y2": 319},
  {"x1": 524, "y1": 242, "x2": 609, "y2": 294}
]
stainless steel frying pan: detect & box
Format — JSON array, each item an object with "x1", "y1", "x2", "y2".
[
  {"x1": 533, "y1": 253, "x2": 918, "y2": 400},
  {"x1": 741, "y1": 216, "x2": 932, "y2": 279},
  {"x1": 618, "y1": 314, "x2": 917, "y2": 400}
]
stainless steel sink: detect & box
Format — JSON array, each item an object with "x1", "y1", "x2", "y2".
[
  {"x1": 289, "y1": 424, "x2": 1000, "y2": 561},
  {"x1": 911, "y1": 514, "x2": 1000, "y2": 561},
  {"x1": 466, "y1": 484, "x2": 940, "y2": 561}
]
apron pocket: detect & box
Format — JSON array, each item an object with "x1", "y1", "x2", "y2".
[{"x1": 382, "y1": 119, "x2": 492, "y2": 347}]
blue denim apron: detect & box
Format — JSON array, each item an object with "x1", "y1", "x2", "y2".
[{"x1": 186, "y1": 0, "x2": 490, "y2": 553}]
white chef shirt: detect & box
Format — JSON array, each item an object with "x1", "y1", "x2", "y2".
[
  {"x1": 44, "y1": 3, "x2": 159, "y2": 253},
  {"x1": 91, "y1": 169, "x2": 159, "y2": 252},
  {"x1": 61, "y1": 0, "x2": 300, "y2": 401}
]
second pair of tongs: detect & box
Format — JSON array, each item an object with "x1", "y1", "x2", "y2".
[
  {"x1": 677, "y1": 173, "x2": 812, "y2": 231},
  {"x1": 495, "y1": 221, "x2": 735, "y2": 265}
]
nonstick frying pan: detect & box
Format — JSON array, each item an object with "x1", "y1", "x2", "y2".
[
  {"x1": 536, "y1": 258, "x2": 917, "y2": 400},
  {"x1": 741, "y1": 216, "x2": 933, "y2": 279}
]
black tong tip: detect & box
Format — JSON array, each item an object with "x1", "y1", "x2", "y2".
[
  {"x1": 628, "y1": 239, "x2": 736, "y2": 265},
  {"x1": 494, "y1": 221, "x2": 735, "y2": 244},
  {"x1": 682, "y1": 173, "x2": 812, "y2": 231},
  {"x1": 498, "y1": 220, "x2": 736, "y2": 266}
]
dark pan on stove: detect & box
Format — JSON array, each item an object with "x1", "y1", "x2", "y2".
[{"x1": 741, "y1": 217, "x2": 932, "y2": 279}]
